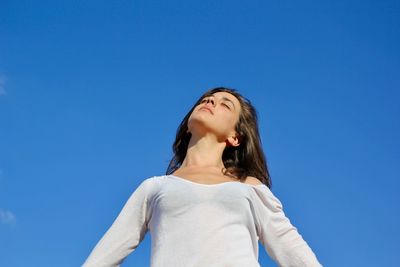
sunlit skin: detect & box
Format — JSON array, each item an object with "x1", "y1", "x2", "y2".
[
  {"x1": 173, "y1": 92, "x2": 262, "y2": 185},
  {"x1": 184, "y1": 92, "x2": 240, "y2": 167}
]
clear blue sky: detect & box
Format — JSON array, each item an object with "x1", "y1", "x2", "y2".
[{"x1": 0, "y1": 0, "x2": 399, "y2": 266}]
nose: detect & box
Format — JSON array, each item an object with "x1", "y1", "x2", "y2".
[{"x1": 206, "y1": 98, "x2": 215, "y2": 106}]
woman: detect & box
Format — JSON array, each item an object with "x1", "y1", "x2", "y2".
[{"x1": 82, "y1": 87, "x2": 322, "y2": 267}]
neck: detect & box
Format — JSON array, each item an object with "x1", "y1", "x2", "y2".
[{"x1": 180, "y1": 133, "x2": 226, "y2": 169}]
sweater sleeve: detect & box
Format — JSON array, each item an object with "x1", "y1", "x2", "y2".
[
  {"x1": 82, "y1": 178, "x2": 153, "y2": 267},
  {"x1": 251, "y1": 185, "x2": 322, "y2": 267}
]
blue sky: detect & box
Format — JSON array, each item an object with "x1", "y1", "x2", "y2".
[{"x1": 0, "y1": 0, "x2": 399, "y2": 266}]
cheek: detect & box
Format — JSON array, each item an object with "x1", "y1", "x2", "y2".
[{"x1": 219, "y1": 113, "x2": 238, "y2": 129}]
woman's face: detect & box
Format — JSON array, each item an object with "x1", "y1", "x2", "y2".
[{"x1": 187, "y1": 91, "x2": 241, "y2": 144}]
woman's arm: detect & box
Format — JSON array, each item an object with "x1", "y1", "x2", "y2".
[
  {"x1": 252, "y1": 186, "x2": 322, "y2": 267},
  {"x1": 82, "y1": 178, "x2": 153, "y2": 267}
]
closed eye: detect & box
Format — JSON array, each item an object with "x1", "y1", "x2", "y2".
[{"x1": 222, "y1": 103, "x2": 231, "y2": 109}]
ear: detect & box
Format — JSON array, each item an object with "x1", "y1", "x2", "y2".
[{"x1": 227, "y1": 133, "x2": 240, "y2": 147}]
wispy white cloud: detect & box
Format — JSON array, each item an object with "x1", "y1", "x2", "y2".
[
  {"x1": 0, "y1": 209, "x2": 16, "y2": 225},
  {"x1": 0, "y1": 75, "x2": 6, "y2": 96}
]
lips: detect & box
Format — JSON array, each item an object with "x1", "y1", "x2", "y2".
[{"x1": 199, "y1": 107, "x2": 213, "y2": 114}]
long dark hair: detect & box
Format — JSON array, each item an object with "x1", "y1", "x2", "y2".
[{"x1": 166, "y1": 87, "x2": 272, "y2": 188}]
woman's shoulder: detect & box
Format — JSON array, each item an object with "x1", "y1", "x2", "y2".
[
  {"x1": 243, "y1": 176, "x2": 264, "y2": 186},
  {"x1": 141, "y1": 175, "x2": 167, "y2": 184},
  {"x1": 141, "y1": 174, "x2": 177, "y2": 188}
]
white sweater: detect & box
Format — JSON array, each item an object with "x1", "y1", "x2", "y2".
[{"x1": 82, "y1": 175, "x2": 322, "y2": 267}]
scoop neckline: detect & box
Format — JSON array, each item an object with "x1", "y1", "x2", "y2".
[{"x1": 167, "y1": 174, "x2": 265, "y2": 188}]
